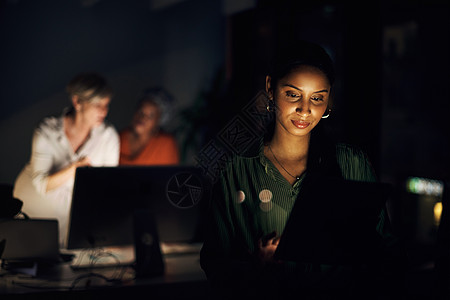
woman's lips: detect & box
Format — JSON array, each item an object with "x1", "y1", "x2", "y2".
[{"x1": 291, "y1": 120, "x2": 311, "y2": 129}]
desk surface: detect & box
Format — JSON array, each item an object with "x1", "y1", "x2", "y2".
[{"x1": 0, "y1": 252, "x2": 208, "y2": 299}]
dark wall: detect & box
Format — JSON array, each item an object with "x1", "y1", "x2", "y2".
[{"x1": 0, "y1": 0, "x2": 158, "y2": 120}]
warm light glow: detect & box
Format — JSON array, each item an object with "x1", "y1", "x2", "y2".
[{"x1": 434, "y1": 202, "x2": 443, "y2": 226}]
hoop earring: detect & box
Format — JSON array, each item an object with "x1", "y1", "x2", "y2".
[
  {"x1": 266, "y1": 98, "x2": 275, "y2": 113},
  {"x1": 266, "y1": 101, "x2": 275, "y2": 113},
  {"x1": 322, "y1": 108, "x2": 331, "y2": 119}
]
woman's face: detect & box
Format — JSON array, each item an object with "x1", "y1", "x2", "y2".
[
  {"x1": 267, "y1": 65, "x2": 331, "y2": 139},
  {"x1": 131, "y1": 101, "x2": 160, "y2": 136},
  {"x1": 77, "y1": 96, "x2": 110, "y2": 128}
]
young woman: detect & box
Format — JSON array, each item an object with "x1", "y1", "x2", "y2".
[
  {"x1": 119, "y1": 87, "x2": 179, "y2": 166},
  {"x1": 13, "y1": 72, "x2": 120, "y2": 247},
  {"x1": 200, "y1": 41, "x2": 403, "y2": 298}
]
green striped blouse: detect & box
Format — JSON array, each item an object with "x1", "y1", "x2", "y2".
[{"x1": 200, "y1": 141, "x2": 397, "y2": 294}]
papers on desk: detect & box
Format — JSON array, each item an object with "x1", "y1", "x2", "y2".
[
  {"x1": 160, "y1": 242, "x2": 202, "y2": 256},
  {"x1": 62, "y1": 242, "x2": 202, "y2": 270},
  {"x1": 67, "y1": 245, "x2": 135, "y2": 269}
]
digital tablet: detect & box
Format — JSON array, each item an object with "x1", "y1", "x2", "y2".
[{"x1": 274, "y1": 176, "x2": 392, "y2": 265}]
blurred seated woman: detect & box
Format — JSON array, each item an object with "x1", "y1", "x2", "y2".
[
  {"x1": 119, "y1": 87, "x2": 179, "y2": 166},
  {"x1": 13, "y1": 72, "x2": 120, "y2": 247}
]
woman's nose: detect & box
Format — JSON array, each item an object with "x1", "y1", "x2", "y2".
[{"x1": 295, "y1": 100, "x2": 311, "y2": 117}]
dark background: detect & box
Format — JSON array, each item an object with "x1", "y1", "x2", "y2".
[{"x1": 1, "y1": 0, "x2": 449, "y2": 298}]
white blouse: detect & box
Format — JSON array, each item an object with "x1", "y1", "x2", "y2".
[{"x1": 13, "y1": 111, "x2": 120, "y2": 247}]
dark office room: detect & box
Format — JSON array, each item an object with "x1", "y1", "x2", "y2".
[{"x1": 0, "y1": 0, "x2": 449, "y2": 299}]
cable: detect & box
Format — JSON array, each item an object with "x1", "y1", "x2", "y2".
[{"x1": 69, "y1": 272, "x2": 114, "y2": 290}]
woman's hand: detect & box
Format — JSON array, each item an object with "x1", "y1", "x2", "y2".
[
  {"x1": 74, "y1": 156, "x2": 91, "y2": 168},
  {"x1": 46, "y1": 156, "x2": 91, "y2": 192},
  {"x1": 255, "y1": 231, "x2": 281, "y2": 266}
]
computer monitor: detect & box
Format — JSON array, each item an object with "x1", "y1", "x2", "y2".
[
  {"x1": 67, "y1": 165, "x2": 211, "y2": 250},
  {"x1": 0, "y1": 219, "x2": 60, "y2": 263}
]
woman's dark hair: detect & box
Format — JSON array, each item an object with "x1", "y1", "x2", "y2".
[
  {"x1": 268, "y1": 40, "x2": 335, "y2": 89},
  {"x1": 136, "y1": 87, "x2": 174, "y2": 128}
]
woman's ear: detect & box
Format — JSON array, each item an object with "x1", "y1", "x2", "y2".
[
  {"x1": 265, "y1": 75, "x2": 273, "y2": 99},
  {"x1": 71, "y1": 95, "x2": 81, "y2": 112}
]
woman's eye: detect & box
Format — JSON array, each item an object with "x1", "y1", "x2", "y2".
[
  {"x1": 285, "y1": 91, "x2": 300, "y2": 99},
  {"x1": 311, "y1": 96, "x2": 324, "y2": 102}
]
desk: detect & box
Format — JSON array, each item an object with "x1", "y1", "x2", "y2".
[{"x1": 0, "y1": 253, "x2": 209, "y2": 299}]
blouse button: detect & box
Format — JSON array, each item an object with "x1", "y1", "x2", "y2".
[
  {"x1": 259, "y1": 189, "x2": 273, "y2": 203},
  {"x1": 236, "y1": 190, "x2": 246, "y2": 203},
  {"x1": 259, "y1": 189, "x2": 273, "y2": 212}
]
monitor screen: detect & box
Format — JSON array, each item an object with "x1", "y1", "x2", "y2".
[{"x1": 67, "y1": 165, "x2": 211, "y2": 250}]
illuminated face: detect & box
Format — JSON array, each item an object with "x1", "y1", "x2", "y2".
[
  {"x1": 131, "y1": 101, "x2": 160, "y2": 136},
  {"x1": 77, "y1": 96, "x2": 110, "y2": 128},
  {"x1": 267, "y1": 65, "x2": 331, "y2": 139}
]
